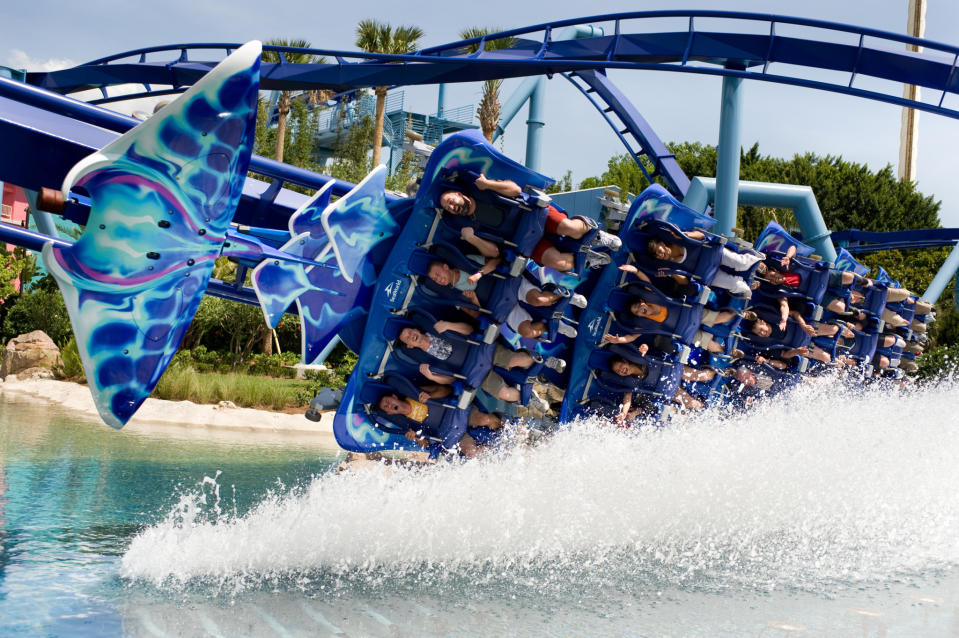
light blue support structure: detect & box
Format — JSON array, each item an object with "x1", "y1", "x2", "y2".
[
  {"x1": 713, "y1": 74, "x2": 745, "y2": 237},
  {"x1": 921, "y1": 241, "x2": 959, "y2": 304},
  {"x1": 684, "y1": 177, "x2": 838, "y2": 263},
  {"x1": 491, "y1": 25, "x2": 602, "y2": 171},
  {"x1": 525, "y1": 76, "x2": 546, "y2": 172},
  {"x1": 437, "y1": 83, "x2": 447, "y2": 117}
]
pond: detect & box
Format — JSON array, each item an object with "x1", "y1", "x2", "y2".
[{"x1": 2, "y1": 379, "x2": 958, "y2": 636}]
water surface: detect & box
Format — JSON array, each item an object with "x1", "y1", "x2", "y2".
[{"x1": 2, "y1": 379, "x2": 959, "y2": 636}]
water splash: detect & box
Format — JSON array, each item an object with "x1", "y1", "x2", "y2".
[{"x1": 121, "y1": 377, "x2": 959, "y2": 596}]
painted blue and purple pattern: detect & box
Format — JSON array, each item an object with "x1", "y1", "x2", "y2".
[
  {"x1": 41, "y1": 42, "x2": 262, "y2": 428},
  {"x1": 252, "y1": 165, "x2": 396, "y2": 364}
]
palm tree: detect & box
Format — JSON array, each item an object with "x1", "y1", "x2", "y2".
[
  {"x1": 459, "y1": 27, "x2": 516, "y2": 142},
  {"x1": 261, "y1": 38, "x2": 321, "y2": 163},
  {"x1": 355, "y1": 20, "x2": 424, "y2": 167}
]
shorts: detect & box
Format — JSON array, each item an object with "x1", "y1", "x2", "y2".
[
  {"x1": 506, "y1": 305, "x2": 533, "y2": 332},
  {"x1": 828, "y1": 270, "x2": 847, "y2": 288},
  {"x1": 544, "y1": 204, "x2": 568, "y2": 234},
  {"x1": 531, "y1": 205, "x2": 571, "y2": 264},
  {"x1": 481, "y1": 370, "x2": 508, "y2": 395},
  {"x1": 493, "y1": 344, "x2": 515, "y2": 368},
  {"x1": 531, "y1": 237, "x2": 556, "y2": 264},
  {"x1": 692, "y1": 329, "x2": 715, "y2": 350},
  {"x1": 701, "y1": 309, "x2": 721, "y2": 327},
  {"x1": 517, "y1": 278, "x2": 538, "y2": 303}
]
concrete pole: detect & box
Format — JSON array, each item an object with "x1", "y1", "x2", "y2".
[{"x1": 898, "y1": 0, "x2": 926, "y2": 182}]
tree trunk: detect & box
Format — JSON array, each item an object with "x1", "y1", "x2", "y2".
[
  {"x1": 372, "y1": 86, "x2": 387, "y2": 167},
  {"x1": 261, "y1": 323, "x2": 273, "y2": 355},
  {"x1": 275, "y1": 92, "x2": 291, "y2": 163}
]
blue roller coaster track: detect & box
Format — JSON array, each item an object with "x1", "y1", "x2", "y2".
[{"x1": 2, "y1": 10, "x2": 959, "y2": 309}]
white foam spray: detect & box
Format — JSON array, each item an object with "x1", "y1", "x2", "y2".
[{"x1": 121, "y1": 377, "x2": 959, "y2": 595}]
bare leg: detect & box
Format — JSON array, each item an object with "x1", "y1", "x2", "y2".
[
  {"x1": 525, "y1": 289, "x2": 563, "y2": 306},
  {"x1": 498, "y1": 386, "x2": 520, "y2": 403},
  {"x1": 815, "y1": 323, "x2": 840, "y2": 337},
  {"x1": 506, "y1": 351, "x2": 535, "y2": 369},
  {"x1": 674, "y1": 387, "x2": 704, "y2": 410},
  {"x1": 554, "y1": 216, "x2": 590, "y2": 239},
  {"x1": 809, "y1": 346, "x2": 832, "y2": 363},
  {"x1": 682, "y1": 366, "x2": 716, "y2": 382},
  {"x1": 458, "y1": 434, "x2": 479, "y2": 458},
  {"x1": 469, "y1": 410, "x2": 502, "y2": 429},
  {"x1": 826, "y1": 298, "x2": 847, "y2": 313},
  {"x1": 539, "y1": 246, "x2": 574, "y2": 273}
]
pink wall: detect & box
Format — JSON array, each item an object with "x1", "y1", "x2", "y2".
[{"x1": 1, "y1": 183, "x2": 28, "y2": 292}]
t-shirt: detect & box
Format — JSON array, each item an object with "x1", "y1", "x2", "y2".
[
  {"x1": 425, "y1": 335, "x2": 454, "y2": 361},
  {"x1": 645, "y1": 304, "x2": 668, "y2": 323},
  {"x1": 405, "y1": 398, "x2": 429, "y2": 423},
  {"x1": 452, "y1": 255, "x2": 486, "y2": 292}
]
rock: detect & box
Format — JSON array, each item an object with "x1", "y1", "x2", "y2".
[
  {"x1": 1, "y1": 331, "x2": 62, "y2": 379},
  {"x1": 216, "y1": 400, "x2": 237, "y2": 410},
  {"x1": 4, "y1": 374, "x2": 17, "y2": 383},
  {"x1": 18, "y1": 367, "x2": 55, "y2": 380}
]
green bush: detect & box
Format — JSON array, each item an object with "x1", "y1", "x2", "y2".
[
  {"x1": 917, "y1": 343, "x2": 959, "y2": 380},
  {"x1": 246, "y1": 351, "x2": 299, "y2": 378},
  {"x1": 57, "y1": 336, "x2": 85, "y2": 381},
  {"x1": 2, "y1": 288, "x2": 72, "y2": 345}
]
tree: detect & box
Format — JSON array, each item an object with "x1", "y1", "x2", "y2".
[
  {"x1": 261, "y1": 39, "x2": 321, "y2": 163},
  {"x1": 328, "y1": 114, "x2": 375, "y2": 184},
  {"x1": 579, "y1": 142, "x2": 942, "y2": 242},
  {"x1": 459, "y1": 27, "x2": 516, "y2": 141},
  {"x1": 355, "y1": 20, "x2": 424, "y2": 167}
]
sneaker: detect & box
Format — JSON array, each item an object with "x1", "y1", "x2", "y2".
[
  {"x1": 556, "y1": 322, "x2": 578, "y2": 339},
  {"x1": 585, "y1": 251, "x2": 611, "y2": 269},
  {"x1": 544, "y1": 356, "x2": 566, "y2": 373},
  {"x1": 529, "y1": 388, "x2": 550, "y2": 412},
  {"x1": 569, "y1": 293, "x2": 588, "y2": 308},
  {"x1": 593, "y1": 230, "x2": 622, "y2": 251}
]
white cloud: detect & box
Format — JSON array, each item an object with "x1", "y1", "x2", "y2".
[{"x1": 3, "y1": 49, "x2": 76, "y2": 72}]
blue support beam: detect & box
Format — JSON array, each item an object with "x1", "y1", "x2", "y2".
[
  {"x1": 684, "y1": 177, "x2": 837, "y2": 262},
  {"x1": 714, "y1": 74, "x2": 745, "y2": 236},
  {"x1": 922, "y1": 241, "x2": 959, "y2": 304},
  {"x1": 32, "y1": 13, "x2": 959, "y2": 126},
  {"x1": 525, "y1": 76, "x2": 546, "y2": 172}
]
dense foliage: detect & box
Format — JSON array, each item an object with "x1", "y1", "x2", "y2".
[{"x1": 580, "y1": 142, "x2": 942, "y2": 242}]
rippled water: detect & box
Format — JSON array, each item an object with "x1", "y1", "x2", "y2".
[{"x1": 3, "y1": 379, "x2": 959, "y2": 636}]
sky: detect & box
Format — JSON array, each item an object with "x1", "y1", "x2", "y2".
[{"x1": 4, "y1": 0, "x2": 959, "y2": 226}]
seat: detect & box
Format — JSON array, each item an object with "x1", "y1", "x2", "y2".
[
  {"x1": 740, "y1": 305, "x2": 812, "y2": 351},
  {"x1": 625, "y1": 219, "x2": 725, "y2": 284},
  {"x1": 606, "y1": 281, "x2": 704, "y2": 343},
  {"x1": 435, "y1": 170, "x2": 548, "y2": 257},
  {"x1": 757, "y1": 250, "x2": 830, "y2": 305},
  {"x1": 588, "y1": 346, "x2": 684, "y2": 399},
  {"x1": 387, "y1": 310, "x2": 494, "y2": 389},
  {"x1": 407, "y1": 245, "x2": 521, "y2": 323}
]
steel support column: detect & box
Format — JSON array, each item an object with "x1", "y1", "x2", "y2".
[{"x1": 713, "y1": 74, "x2": 745, "y2": 236}]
